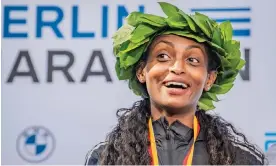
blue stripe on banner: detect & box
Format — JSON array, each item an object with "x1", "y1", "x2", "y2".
[
  {"x1": 214, "y1": 18, "x2": 251, "y2": 23},
  {"x1": 191, "y1": 8, "x2": 251, "y2": 12},
  {"x1": 233, "y1": 29, "x2": 250, "y2": 37},
  {"x1": 265, "y1": 132, "x2": 276, "y2": 136}
]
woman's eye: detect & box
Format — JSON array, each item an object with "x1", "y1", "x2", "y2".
[
  {"x1": 187, "y1": 57, "x2": 199, "y2": 64},
  {"x1": 157, "y1": 54, "x2": 170, "y2": 61}
]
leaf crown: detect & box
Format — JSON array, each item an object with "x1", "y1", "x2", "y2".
[{"x1": 112, "y1": 2, "x2": 245, "y2": 111}]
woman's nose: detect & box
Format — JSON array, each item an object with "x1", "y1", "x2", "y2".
[{"x1": 169, "y1": 60, "x2": 186, "y2": 75}]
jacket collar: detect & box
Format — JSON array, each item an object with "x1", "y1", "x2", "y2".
[{"x1": 152, "y1": 116, "x2": 205, "y2": 142}]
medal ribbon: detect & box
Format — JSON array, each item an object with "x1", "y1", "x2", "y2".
[{"x1": 148, "y1": 116, "x2": 200, "y2": 166}]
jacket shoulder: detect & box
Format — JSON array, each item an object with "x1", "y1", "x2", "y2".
[
  {"x1": 84, "y1": 142, "x2": 106, "y2": 165},
  {"x1": 232, "y1": 145, "x2": 263, "y2": 165}
]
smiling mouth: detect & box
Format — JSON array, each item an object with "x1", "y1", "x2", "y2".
[{"x1": 164, "y1": 81, "x2": 189, "y2": 89}]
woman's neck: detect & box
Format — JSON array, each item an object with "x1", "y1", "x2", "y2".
[{"x1": 150, "y1": 103, "x2": 196, "y2": 128}]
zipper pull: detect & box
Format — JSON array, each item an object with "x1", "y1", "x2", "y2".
[{"x1": 166, "y1": 126, "x2": 170, "y2": 140}]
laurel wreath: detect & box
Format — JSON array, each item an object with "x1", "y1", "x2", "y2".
[{"x1": 112, "y1": 2, "x2": 245, "y2": 111}]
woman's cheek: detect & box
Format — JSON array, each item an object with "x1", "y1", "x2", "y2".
[{"x1": 188, "y1": 67, "x2": 208, "y2": 86}]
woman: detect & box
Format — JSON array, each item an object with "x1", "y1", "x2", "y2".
[{"x1": 85, "y1": 2, "x2": 265, "y2": 165}]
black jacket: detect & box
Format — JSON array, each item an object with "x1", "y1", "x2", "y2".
[{"x1": 85, "y1": 116, "x2": 262, "y2": 165}]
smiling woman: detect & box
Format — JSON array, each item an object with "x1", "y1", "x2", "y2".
[
  {"x1": 137, "y1": 35, "x2": 217, "y2": 117},
  {"x1": 85, "y1": 2, "x2": 265, "y2": 165}
]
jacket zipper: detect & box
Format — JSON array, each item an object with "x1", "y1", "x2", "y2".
[
  {"x1": 166, "y1": 126, "x2": 170, "y2": 140},
  {"x1": 165, "y1": 126, "x2": 173, "y2": 164}
]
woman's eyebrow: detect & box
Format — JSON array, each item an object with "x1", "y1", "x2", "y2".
[
  {"x1": 185, "y1": 45, "x2": 206, "y2": 54},
  {"x1": 151, "y1": 40, "x2": 205, "y2": 54},
  {"x1": 152, "y1": 40, "x2": 174, "y2": 49},
  {"x1": 185, "y1": 45, "x2": 202, "y2": 50}
]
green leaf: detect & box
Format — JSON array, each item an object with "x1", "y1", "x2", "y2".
[
  {"x1": 210, "y1": 83, "x2": 234, "y2": 94},
  {"x1": 217, "y1": 70, "x2": 238, "y2": 84},
  {"x1": 129, "y1": 76, "x2": 145, "y2": 96},
  {"x1": 218, "y1": 77, "x2": 236, "y2": 85},
  {"x1": 219, "y1": 21, "x2": 233, "y2": 41},
  {"x1": 236, "y1": 59, "x2": 246, "y2": 70},
  {"x1": 198, "y1": 98, "x2": 215, "y2": 110},
  {"x1": 130, "y1": 24, "x2": 156, "y2": 43},
  {"x1": 207, "y1": 41, "x2": 226, "y2": 56},
  {"x1": 163, "y1": 30, "x2": 207, "y2": 43},
  {"x1": 119, "y1": 44, "x2": 147, "y2": 68},
  {"x1": 115, "y1": 61, "x2": 121, "y2": 78},
  {"x1": 212, "y1": 28, "x2": 222, "y2": 46},
  {"x1": 158, "y1": 2, "x2": 179, "y2": 17},
  {"x1": 202, "y1": 92, "x2": 219, "y2": 102},
  {"x1": 221, "y1": 56, "x2": 232, "y2": 69},
  {"x1": 116, "y1": 40, "x2": 130, "y2": 55},
  {"x1": 221, "y1": 69, "x2": 238, "y2": 80},
  {"x1": 121, "y1": 38, "x2": 149, "y2": 54},
  {"x1": 126, "y1": 12, "x2": 143, "y2": 26},
  {"x1": 113, "y1": 45, "x2": 120, "y2": 56},
  {"x1": 224, "y1": 40, "x2": 240, "y2": 53},
  {"x1": 178, "y1": 10, "x2": 197, "y2": 32},
  {"x1": 191, "y1": 12, "x2": 212, "y2": 38},
  {"x1": 114, "y1": 40, "x2": 130, "y2": 57},
  {"x1": 229, "y1": 48, "x2": 241, "y2": 59},
  {"x1": 115, "y1": 61, "x2": 133, "y2": 80},
  {"x1": 113, "y1": 24, "x2": 135, "y2": 47},
  {"x1": 228, "y1": 57, "x2": 240, "y2": 69},
  {"x1": 219, "y1": 83, "x2": 234, "y2": 94},
  {"x1": 139, "y1": 14, "x2": 167, "y2": 27},
  {"x1": 127, "y1": 12, "x2": 166, "y2": 27},
  {"x1": 166, "y1": 15, "x2": 188, "y2": 29},
  {"x1": 206, "y1": 18, "x2": 218, "y2": 30}
]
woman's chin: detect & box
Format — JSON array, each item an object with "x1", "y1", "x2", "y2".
[{"x1": 161, "y1": 98, "x2": 192, "y2": 111}]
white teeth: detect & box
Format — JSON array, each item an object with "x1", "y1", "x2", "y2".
[{"x1": 165, "y1": 82, "x2": 188, "y2": 88}]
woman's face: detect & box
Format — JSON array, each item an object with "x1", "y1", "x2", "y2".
[{"x1": 137, "y1": 35, "x2": 216, "y2": 112}]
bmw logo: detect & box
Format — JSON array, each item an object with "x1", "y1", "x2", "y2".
[{"x1": 16, "y1": 126, "x2": 55, "y2": 163}]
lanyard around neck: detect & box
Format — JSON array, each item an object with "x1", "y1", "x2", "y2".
[{"x1": 148, "y1": 116, "x2": 200, "y2": 166}]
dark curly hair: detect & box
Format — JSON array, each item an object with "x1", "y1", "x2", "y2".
[{"x1": 99, "y1": 37, "x2": 265, "y2": 165}]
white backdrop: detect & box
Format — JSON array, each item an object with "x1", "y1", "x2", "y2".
[{"x1": 2, "y1": 0, "x2": 276, "y2": 164}]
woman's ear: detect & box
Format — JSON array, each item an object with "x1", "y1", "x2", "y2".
[
  {"x1": 136, "y1": 62, "x2": 146, "y2": 83},
  {"x1": 204, "y1": 71, "x2": 217, "y2": 91}
]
